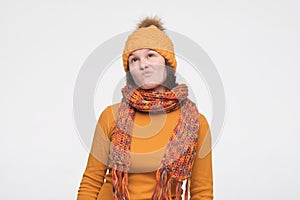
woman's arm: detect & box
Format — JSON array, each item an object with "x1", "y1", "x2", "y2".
[
  {"x1": 190, "y1": 114, "x2": 214, "y2": 200},
  {"x1": 77, "y1": 154, "x2": 107, "y2": 200},
  {"x1": 77, "y1": 106, "x2": 114, "y2": 200}
]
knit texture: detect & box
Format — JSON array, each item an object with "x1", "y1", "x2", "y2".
[
  {"x1": 108, "y1": 83, "x2": 200, "y2": 200},
  {"x1": 122, "y1": 25, "x2": 177, "y2": 72}
]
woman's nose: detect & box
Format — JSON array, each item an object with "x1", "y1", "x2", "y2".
[{"x1": 140, "y1": 58, "x2": 149, "y2": 69}]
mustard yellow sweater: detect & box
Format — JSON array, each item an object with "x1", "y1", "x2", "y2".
[{"x1": 77, "y1": 103, "x2": 213, "y2": 200}]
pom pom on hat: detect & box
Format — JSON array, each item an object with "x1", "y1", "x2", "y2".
[
  {"x1": 137, "y1": 16, "x2": 165, "y2": 31},
  {"x1": 122, "y1": 16, "x2": 177, "y2": 72}
]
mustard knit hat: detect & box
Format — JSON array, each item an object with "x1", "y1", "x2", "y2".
[{"x1": 122, "y1": 16, "x2": 177, "y2": 72}]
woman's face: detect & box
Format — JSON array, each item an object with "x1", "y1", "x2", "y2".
[{"x1": 128, "y1": 48, "x2": 167, "y2": 92}]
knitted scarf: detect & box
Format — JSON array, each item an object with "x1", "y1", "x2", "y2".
[{"x1": 108, "y1": 83, "x2": 200, "y2": 200}]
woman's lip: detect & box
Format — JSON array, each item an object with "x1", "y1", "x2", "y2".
[{"x1": 142, "y1": 71, "x2": 152, "y2": 76}]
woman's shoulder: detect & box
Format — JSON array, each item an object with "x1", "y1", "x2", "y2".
[
  {"x1": 197, "y1": 112, "x2": 210, "y2": 138},
  {"x1": 196, "y1": 112, "x2": 212, "y2": 158},
  {"x1": 198, "y1": 112, "x2": 209, "y2": 126},
  {"x1": 98, "y1": 103, "x2": 121, "y2": 124},
  {"x1": 96, "y1": 103, "x2": 121, "y2": 139},
  {"x1": 196, "y1": 112, "x2": 211, "y2": 142},
  {"x1": 102, "y1": 103, "x2": 120, "y2": 115},
  {"x1": 102, "y1": 102, "x2": 120, "y2": 119}
]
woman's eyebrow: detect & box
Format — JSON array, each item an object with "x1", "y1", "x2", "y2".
[{"x1": 128, "y1": 53, "x2": 136, "y2": 58}]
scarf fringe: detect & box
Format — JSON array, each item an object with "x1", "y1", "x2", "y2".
[
  {"x1": 112, "y1": 167, "x2": 130, "y2": 200},
  {"x1": 114, "y1": 167, "x2": 191, "y2": 200},
  {"x1": 151, "y1": 168, "x2": 191, "y2": 200},
  {"x1": 112, "y1": 167, "x2": 119, "y2": 200}
]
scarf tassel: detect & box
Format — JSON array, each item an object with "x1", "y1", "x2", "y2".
[
  {"x1": 151, "y1": 168, "x2": 193, "y2": 200},
  {"x1": 112, "y1": 168, "x2": 119, "y2": 200},
  {"x1": 175, "y1": 181, "x2": 182, "y2": 200},
  {"x1": 122, "y1": 171, "x2": 130, "y2": 200},
  {"x1": 112, "y1": 167, "x2": 130, "y2": 200},
  {"x1": 152, "y1": 168, "x2": 174, "y2": 200}
]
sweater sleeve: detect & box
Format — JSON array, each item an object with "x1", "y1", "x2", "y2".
[
  {"x1": 190, "y1": 114, "x2": 214, "y2": 200},
  {"x1": 77, "y1": 106, "x2": 114, "y2": 200}
]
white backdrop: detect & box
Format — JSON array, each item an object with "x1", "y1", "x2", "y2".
[{"x1": 1, "y1": 0, "x2": 300, "y2": 199}]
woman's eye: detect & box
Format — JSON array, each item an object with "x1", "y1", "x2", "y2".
[
  {"x1": 130, "y1": 58, "x2": 138, "y2": 63},
  {"x1": 148, "y1": 53, "x2": 154, "y2": 58}
]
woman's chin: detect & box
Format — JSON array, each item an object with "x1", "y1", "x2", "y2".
[
  {"x1": 138, "y1": 82, "x2": 167, "y2": 92},
  {"x1": 140, "y1": 83, "x2": 160, "y2": 90}
]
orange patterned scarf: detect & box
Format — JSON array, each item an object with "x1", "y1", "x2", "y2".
[{"x1": 108, "y1": 83, "x2": 200, "y2": 200}]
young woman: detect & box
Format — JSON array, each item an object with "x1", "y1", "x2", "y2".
[{"x1": 77, "y1": 16, "x2": 213, "y2": 200}]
